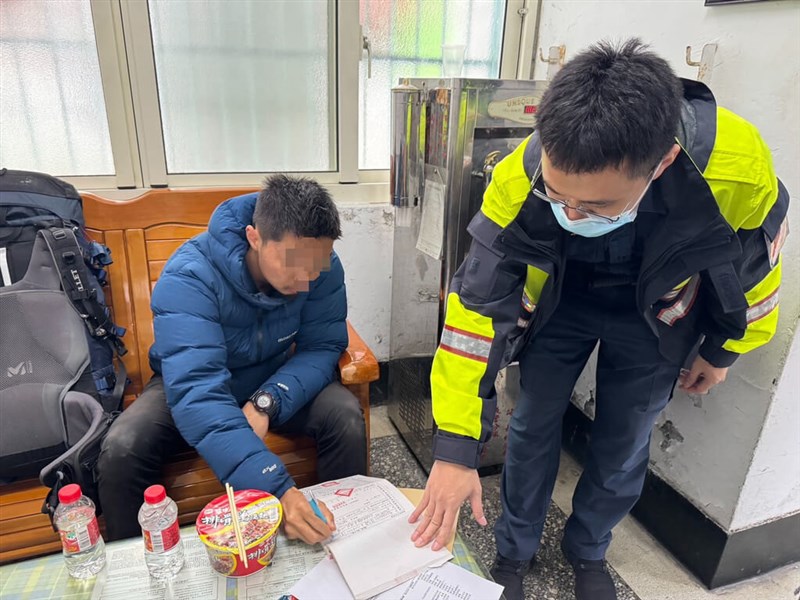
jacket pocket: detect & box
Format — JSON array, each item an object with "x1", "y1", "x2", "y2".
[{"x1": 460, "y1": 242, "x2": 522, "y2": 306}]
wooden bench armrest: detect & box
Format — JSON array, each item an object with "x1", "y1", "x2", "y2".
[{"x1": 340, "y1": 321, "x2": 379, "y2": 386}]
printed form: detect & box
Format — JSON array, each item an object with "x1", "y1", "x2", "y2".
[{"x1": 300, "y1": 475, "x2": 416, "y2": 541}]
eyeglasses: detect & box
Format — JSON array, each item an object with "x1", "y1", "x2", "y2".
[{"x1": 530, "y1": 161, "x2": 659, "y2": 224}]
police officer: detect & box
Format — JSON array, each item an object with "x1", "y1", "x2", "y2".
[{"x1": 408, "y1": 39, "x2": 788, "y2": 600}]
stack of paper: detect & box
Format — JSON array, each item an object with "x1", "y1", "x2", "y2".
[
  {"x1": 300, "y1": 476, "x2": 453, "y2": 599},
  {"x1": 288, "y1": 557, "x2": 504, "y2": 600}
]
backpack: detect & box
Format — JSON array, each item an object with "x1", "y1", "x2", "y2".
[{"x1": 0, "y1": 169, "x2": 127, "y2": 520}]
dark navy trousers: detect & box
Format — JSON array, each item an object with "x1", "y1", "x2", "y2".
[{"x1": 494, "y1": 268, "x2": 682, "y2": 562}]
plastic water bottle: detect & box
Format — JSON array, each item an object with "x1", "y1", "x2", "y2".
[
  {"x1": 138, "y1": 484, "x2": 185, "y2": 579},
  {"x1": 54, "y1": 484, "x2": 106, "y2": 579}
]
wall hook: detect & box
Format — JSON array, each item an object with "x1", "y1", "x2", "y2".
[
  {"x1": 685, "y1": 43, "x2": 718, "y2": 85},
  {"x1": 538, "y1": 45, "x2": 566, "y2": 80}
]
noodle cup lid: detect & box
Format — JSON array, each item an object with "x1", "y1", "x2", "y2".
[{"x1": 196, "y1": 489, "x2": 282, "y2": 551}]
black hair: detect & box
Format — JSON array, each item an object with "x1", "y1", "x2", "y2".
[
  {"x1": 254, "y1": 175, "x2": 341, "y2": 241},
  {"x1": 536, "y1": 38, "x2": 683, "y2": 178}
]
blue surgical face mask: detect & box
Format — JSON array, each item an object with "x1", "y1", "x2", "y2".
[
  {"x1": 548, "y1": 162, "x2": 661, "y2": 238},
  {"x1": 550, "y1": 202, "x2": 636, "y2": 237}
]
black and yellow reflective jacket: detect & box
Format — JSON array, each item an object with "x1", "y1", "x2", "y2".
[{"x1": 431, "y1": 79, "x2": 790, "y2": 469}]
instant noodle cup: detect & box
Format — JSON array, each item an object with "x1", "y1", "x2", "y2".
[{"x1": 196, "y1": 489, "x2": 282, "y2": 577}]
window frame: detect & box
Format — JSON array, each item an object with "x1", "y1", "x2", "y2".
[{"x1": 50, "y1": 0, "x2": 537, "y2": 192}]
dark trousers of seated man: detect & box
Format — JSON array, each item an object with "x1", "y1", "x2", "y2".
[{"x1": 97, "y1": 376, "x2": 367, "y2": 541}]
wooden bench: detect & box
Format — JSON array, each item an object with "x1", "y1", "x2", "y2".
[{"x1": 0, "y1": 188, "x2": 379, "y2": 564}]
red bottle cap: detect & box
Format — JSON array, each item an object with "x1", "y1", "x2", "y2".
[
  {"x1": 144, "y1": 484, "x2": 167, "y2": 505},
  {"x1": 58, "y1": 484, "x2": 82, "y2": 505}
]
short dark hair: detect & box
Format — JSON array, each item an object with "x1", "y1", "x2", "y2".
[
  {"x1": 254, "y1": 175, "x2": 341, "y2": 241},
  {"x1": 536, "y1": 38, "x2": 683, "y2": 178}
]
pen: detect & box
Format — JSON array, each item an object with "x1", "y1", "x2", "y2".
[{"x1": 309, "y1": 495, "x2": 327, "y2": 524}]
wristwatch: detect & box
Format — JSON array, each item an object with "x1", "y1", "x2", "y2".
[{"x1": 250, "y1": 391, "x2": 279, "y2": 420}]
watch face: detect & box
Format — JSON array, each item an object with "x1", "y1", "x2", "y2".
[{"x1": 255, "y1": 394, "x2": 272, "y2": 409}]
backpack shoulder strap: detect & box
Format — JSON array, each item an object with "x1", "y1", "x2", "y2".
[
  {"x1": 39, "y1": 228, "x2": 122, "y2": 346},
  {"x1": 39, "y1": 227, "x2": 127, "y2": 411}
]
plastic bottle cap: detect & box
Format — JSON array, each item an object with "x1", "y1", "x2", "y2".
[
  {"x1": 58, "y1": 484, "x2": 82, "y2": 505},
  {"x1": 144, "y1": 484, "x2": 167, "y2": 505}
]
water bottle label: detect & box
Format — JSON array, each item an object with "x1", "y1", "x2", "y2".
[
  {"x1": 60, "y1": 517, "x2": 100, "y2": 554},
  {"x1": 143, "y1": 520, "x2": 181, "y2": 553}
]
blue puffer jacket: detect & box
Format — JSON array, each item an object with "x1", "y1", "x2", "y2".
[{"x1": 149, "y1": 193, "x2": 348, "y2": 499}]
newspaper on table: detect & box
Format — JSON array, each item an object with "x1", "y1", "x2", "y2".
[
  {"x1": 90, "y1": 533, "x2": 229, "y2": 600},
  {"x1": 92, "y1": 529, "x2": 325, "y2": 600}
]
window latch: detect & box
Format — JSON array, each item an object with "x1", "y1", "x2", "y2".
[{"x1": 360, "y1": 26, "x2": 372, "y2": 79}]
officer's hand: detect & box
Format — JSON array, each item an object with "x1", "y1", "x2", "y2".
[
  {"x1": 280, "y1": 487, "x2": 336, "y2": 545},
  {"x1": 242, "y1": 402, "x2": 270, "y2": 440},
  {"x1": 409, "y1": 460, "x2": 487, "y2": 551},
  {"x1": 679, "y1": 356, "x2": 728, "y2": 395}
]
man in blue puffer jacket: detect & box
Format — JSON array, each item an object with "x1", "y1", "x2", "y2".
[{"x1": 98, "y1": 175, "x2": 366, "y2": 542}]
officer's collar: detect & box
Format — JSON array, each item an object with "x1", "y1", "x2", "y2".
[{"x1": 638, "y1": 178, "x2": 667, "y2": 215}]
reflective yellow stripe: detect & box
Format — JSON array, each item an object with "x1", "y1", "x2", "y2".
[
  {"x1": 723, "y1": 260, "x2": 781, "y2": 354},
  {"x1": 431, "y1": 293, "x2": 494, "y2": 440},
  {"x1": 674, "y1": 277, "x2": 691, "y2": 291},
  {"x1": 705, "y1": 107, "x2": 778, "y2": 231},
  {"x1": 524, "y1": 265, "x2": 549, "y2": 308},
  {"x1": 480, "y1": 136, "x2": 534, "y2": 228}
]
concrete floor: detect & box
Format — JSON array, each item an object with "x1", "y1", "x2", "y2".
[{"x1": 368, "y1": 405, "x2": 800, "y2": 600}]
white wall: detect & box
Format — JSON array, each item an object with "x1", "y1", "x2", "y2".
[
  {"x1": 732, "y1": 328, "x2": 800, "y2": 530},
  {"x1": 334, "y1": 201, "x2": 394, "y2": 362},
  {"x1": 534, "y1": 0, "x2": 800, "y2": 531}
]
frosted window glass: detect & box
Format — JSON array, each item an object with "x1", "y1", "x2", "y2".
[
  {"x1": 148, "y1": 0, "x2": 333, "y2": 174},
  {"x1": 358, "y1": 0, "x2": 505, "y2": 170},
  {"x1": 0, "y1": 0, "x2": 114, "y2": 177}
]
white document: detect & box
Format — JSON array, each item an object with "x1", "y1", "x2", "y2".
[
  {"x1": 236, "y1": 535, "x2": 326, "y2": 599},
  {"x1": 301, "y1": 475, "x2": 415, "y2": 542},
  {"x1": 416, "y1": 180, "x2": 446, "y2": 260},
  {"x1": 299, "y1": 476, "x2": 453, "y2": 599},
  {"x1": 377, "y1": 562, "x2": 504, "y2": 600},
  {"x1": 90, "y1": 534, "x2": 228, "y2": 600},
  {"x1": 288, "y1": 556, "x2": 355, "y2": 599},
  {"x1": 329, "y1": 513, "x2": 452, "y2": 599},
  {"x1": 290, "y1": 558, "x2": 503, "y2": 600}
]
